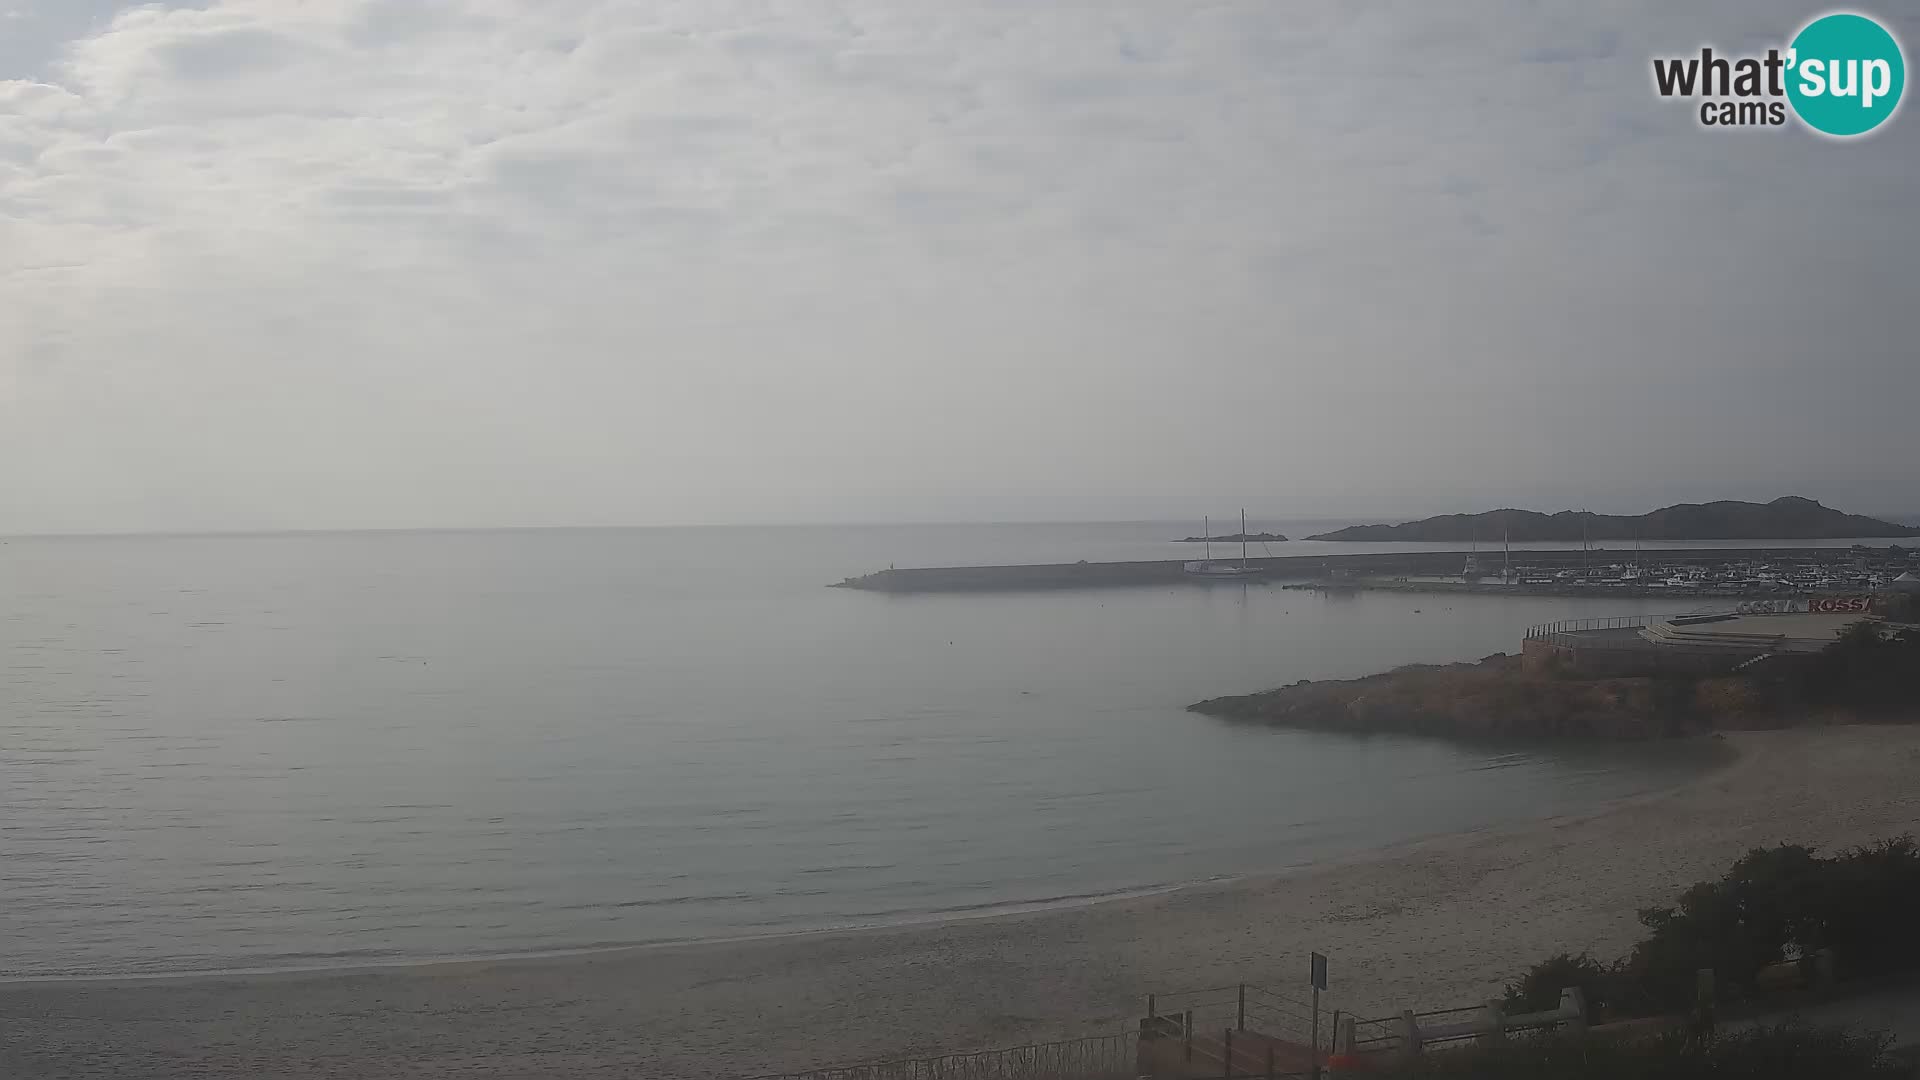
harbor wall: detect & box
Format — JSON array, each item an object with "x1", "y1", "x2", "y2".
[{"x1": 833, "y1": 547, "x2": 1881, "y2": 594}]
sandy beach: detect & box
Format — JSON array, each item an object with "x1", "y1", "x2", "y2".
[{"x1": 4, "y1": 724, "x2": 1918, "y2": 1079}]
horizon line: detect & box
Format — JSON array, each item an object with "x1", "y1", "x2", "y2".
[{"x1": 5, "y1": 506, "x2": 1917, "y2": 544}]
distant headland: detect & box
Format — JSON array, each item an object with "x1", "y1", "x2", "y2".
[{"x1": 1305, "y1": 496, "x2": 1919, "y2": 543}]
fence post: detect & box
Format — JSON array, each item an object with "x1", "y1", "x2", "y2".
[
  {"x1": 1223, "y1": 1028, "x2": 1233, "y2": 1079},
  {"x1": 1310, "y1": 984, "x2": 1321, "y2": 1080},
  {"x1": 1479, "y1": 999, "x2": 1507, "y2": 1046},
  {"x1": 1812, "y1": 949, "x2": 1836, "y2": 992},
  {"x1": 1398, "y1": 1009, "x2": 1422, "y2": 1061},
  {"x1": 1185, "y1": 1010, "x2": 1193, "y2": 1062},
  {"x1": 1560, "y1": 987, "x2": 1588, "y2": 1035},
  {"x1": 1694, "y1": 969, "x2": 1716, "y2": 1040},
  {"x1": 1237, "y1": 983, "x2": 1246, "y2": 1031}
]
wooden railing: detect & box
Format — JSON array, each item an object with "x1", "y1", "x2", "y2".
[
  {"x1": 1523, "y1": 615, "x2": 1656, "y2": 649},
  {"x1": 1338, "y1": 987, "x2": 1587, "y2": 1063},
  {"x1": 742, "y1": 1031, "x2": 1138, "y2": 1080},
  {"x1": 1138, "y1": 980, "x2": 1327, "y2": 1078}
]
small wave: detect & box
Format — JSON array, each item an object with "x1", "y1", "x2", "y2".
[{"x1": 547, "y1": 892, "x2": 759, "y2": 912}]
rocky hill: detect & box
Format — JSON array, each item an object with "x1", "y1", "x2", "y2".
[
  {"x1": 1191, "y1": 623, "x2": 1917, "y2": 742},
  {"x1": 1306, "y1": 497, "x2": 1918, "y2": 543},
  {"x1": 1188, "y1": 654, "x2": 1758, "y2": 740}
]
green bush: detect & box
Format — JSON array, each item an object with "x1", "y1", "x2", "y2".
[
  {"x1": 1618, "y1": 843, "x2": 1826, "y2": 1014},
  {"x1": 1788, "y1": 622, "x2": 1920, "y2": 713},
  {"x1": 1816, "y1": 837, "x2": 1920, "y2": 980},
  {"x1": 1375, "y1": 1023, "x2": 1907, "y2": 1079},
  {"x1": 1503, "y1": 836, "x2": 1920, "y2": 1020},
  {"x1": 1501, "y1": 953, "x2": 1614, "y2": 1019}
]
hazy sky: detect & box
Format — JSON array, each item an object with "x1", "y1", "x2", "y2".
[{"x1": 2, "y1": 1, "x2": 1916, "y2": 532}]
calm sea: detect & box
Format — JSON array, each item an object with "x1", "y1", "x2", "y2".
[{"x1": 0, "y1": 522, "x2": 1787, "y2": 977}]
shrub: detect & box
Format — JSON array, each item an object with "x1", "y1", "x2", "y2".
[
  {"x1": 1505, "y1": 836, "x2": 1920, "y2": 1019},
  {"x1": 1501, "y1": 953, "x2": 1614, "y2": 1020},
  {"x1": 1788, "y1": 622, "x2": 1920, "y2": 714},
  {"x1": 1693, "y1": 677, "x2": 1767, "y2": 721},
  {"x1": 1619, "y1": 844, "x2": 1825, "y2": 1013},
  {"x1": 1375, "y1": 1023, "x2": 1906, "y2": 1079},
  {"x1": 1815, "y1": 837, "x2": 1920, "y2": 980}
]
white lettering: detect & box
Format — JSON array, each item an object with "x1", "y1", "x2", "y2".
[
  {"x1": 1801, "y1": 57, "x2": 1827, "y2": 96},
  {"x1": 1863, "y1": 59, "x2": 1892, "y2": 108},
  {"x1": 1830, "y1": 58, "x2": 1859, "y2": 99}
]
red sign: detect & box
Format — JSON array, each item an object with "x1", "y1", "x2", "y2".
[{"x1": 1808, "y1": 595, "x2": 1874, "y2": 614}]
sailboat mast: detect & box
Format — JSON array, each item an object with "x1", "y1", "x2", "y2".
[
  {"x1": 1241, "y1": 509, "x2": 1248, "y2": 568},
  {"x1": 1204, "y1": 516, "x2": 1211, "y2": 562}
]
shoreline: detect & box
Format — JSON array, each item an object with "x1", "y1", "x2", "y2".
[
  {"x1": 0, "y1": 738, "x2": 1734, "y2": 990},
  {"x1": 0, "y1": 879, "x2": 1209, "y2": 988},
  {"x1": 5, "y1": 725, "x2": 1916, "y2": 1079}
]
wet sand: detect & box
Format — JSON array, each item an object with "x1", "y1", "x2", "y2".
[{"x1": 4, "y1": 725, "x2": 1918, "y2": 1079}]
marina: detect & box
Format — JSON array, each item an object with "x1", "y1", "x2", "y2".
[{"x1": 834, "y1": 545, "x2": 1915, "y2": 596}]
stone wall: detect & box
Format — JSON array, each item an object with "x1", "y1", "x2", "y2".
[{"x1": 1520, "y1": 637, "x2": 1749, "y2": 678}]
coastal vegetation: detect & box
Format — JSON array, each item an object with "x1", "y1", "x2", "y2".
[
  {"x1": 1792, "y1": 620, "x2": 1920, "y2": 714},
  {"x1": 1374, "y1": 1023, "x2": 1910, "y2": 1079},
  {"x1": 1188, "y1": 621, "x2": 1920, "y2": 741},
  {"x1": 1499, "y1": 836, "x2": 1920, "y2": 1022},
  {"x1": 1306, "y1": 496, "x2": 1919, "y2": 543},
  {"x1": 1190, "y1": 653, "x2": 1715, "y2": 739}
]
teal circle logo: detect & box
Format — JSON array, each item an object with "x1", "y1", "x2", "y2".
[{"x1": 1787, "y1": 12, "x2": 1906, "y2": 137}]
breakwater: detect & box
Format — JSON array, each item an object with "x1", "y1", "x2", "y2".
[
  {"x1": 830, "y1": 546, "x2": 1872, "y2": 594},
  {"x1": 1280, "y1": 578, "x2": 1809, "y2": 600}
]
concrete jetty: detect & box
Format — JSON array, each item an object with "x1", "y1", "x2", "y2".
[{"x1": 830, "y1": 546, "x2": 1877, "y2": 594}]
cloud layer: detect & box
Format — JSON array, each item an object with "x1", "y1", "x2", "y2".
[{"x1": 2, "y1": 1, "x2": 1917, "y2": 530}]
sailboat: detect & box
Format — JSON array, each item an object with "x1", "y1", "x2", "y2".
[{"x1": 1185, "y1": 510, "x2": 1265, "y2": 578}]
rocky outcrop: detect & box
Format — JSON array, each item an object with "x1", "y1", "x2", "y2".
[
  {"x1": 1188, "y1": 654, "x2": 1769, "y2": 740},
  {"x1": 1176, "y1": 532, "x2": 1289, "y2": 543}
]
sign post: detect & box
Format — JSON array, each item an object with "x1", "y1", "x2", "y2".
[{"x1": 1310, "y1": 953, "x2": 1328, "y2": 1080}]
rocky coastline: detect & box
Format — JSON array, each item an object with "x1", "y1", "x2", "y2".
[{"x1": 1188, "y1": 654, "x2": 1773, "y2": 740}]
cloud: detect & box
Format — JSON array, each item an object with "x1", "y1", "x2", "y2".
[{"x1": 0, "y1": 0, "x2": 1916, "y2": 531}]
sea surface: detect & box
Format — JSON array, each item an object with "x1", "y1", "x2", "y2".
[{"x1": 0, "y1": 521, "x2": 1850, "y2": 978}]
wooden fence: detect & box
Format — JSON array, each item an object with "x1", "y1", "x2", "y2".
[{"x1": 742, "y1": 1031, "x2": 1138, "y2": 1080}]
